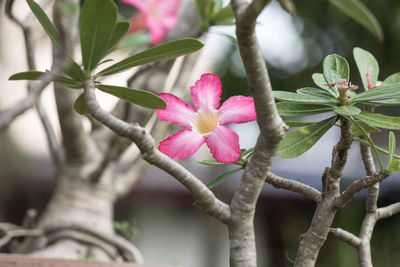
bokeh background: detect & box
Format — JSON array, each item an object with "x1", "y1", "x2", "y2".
[{"x1": 1, "y1": 0, "x2": 400, "y2": 266}]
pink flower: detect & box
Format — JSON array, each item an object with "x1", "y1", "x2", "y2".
[
  {"x1": 122, "y1": 0, "x2": 180, "y2": 44},
  {"x1": 156, "y1": 73, "x2": 257, "y2": 163}
]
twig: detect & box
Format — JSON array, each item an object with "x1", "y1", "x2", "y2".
[
  {"x1": 377, "y1": 202, "x2": 400, "y2": 220},
  {"x1": 83, "y1": 78, "x2": 231, "y2": 223},
  {"x1": 330, "y1": 228, "x2": 361, "y2": 248},
  {"x1": 0, "y1": 223, "x2": 43, "y2": 249},
  {"x1": 266, "y1": 172, "x2": 321, "y2": 202}
]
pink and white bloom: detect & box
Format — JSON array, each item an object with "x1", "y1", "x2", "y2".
[
  {"x1": 122, "y1": 0, "x2": 180, "y2": 44},
  {"x1": 156, "y1": 73, "x2": 257, "y2": 163}
]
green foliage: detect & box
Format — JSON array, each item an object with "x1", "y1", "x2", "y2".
[
  {"x1": 206, "y1": 167, "x2": 243, "y2": 189},
  {"x1": 329, "y1": 0, "x2": 383, "y2": 41},
  {"x1": 273, "y1": 91, "x2": 339, "y2": 104},
  {"x1": 80, "y1": 0, "x2": 117, "y2": 73},
  {"x1": 194, "y1": 0, "x2": 235, "y2": 29},
  {"x1": 323, "y1": 54, "x2": 349, "y2": 96},
  {"x1": 96, "y1": 85, "x2": 166, "y2": 109},
  {"x1": 284, "y1": 121, "x2": 314, "y2": 127},
  {"x1": 277, "y1": 102, "x2": 333, "y2": 117},
  {"x1": 354, "y1": 112, "x2": 400, "y2": 130},
  {"x1": 296, "y1": 87, "x2": 336, "y2": 98},
  {"x1": 277, "y1": 117, "x2": 337, "y2": 158},
  {"x1": 353, "y1": 47, "x2": 379, "y2": 90},
  {"x1": 312, "y1": 73, "x2": 330, "y2": 91},
  {"x1": 388, "y1": 132, "x2": 396, "y2": 163},
  {"x1": 96, "y1": 38, "x2": 204, "y2": 77},
  {"x1": 73, "y1": 94, "x2": 88, "y2": 115},
  {"x1": 351, "y1": 121, "x2": 380, "y2": 136},
  {"x1": 334, "y1": 106, "x2": 361, "y2": 116},
  {"x1": 349, "y1": 83, "x2": 400, "y2": 103},
  {"x1": 384, "y1": 73, "x2": 400, "y2": 84},
  {"x1": 9, "y1": 71, "x2": 82, "y2": 89}
]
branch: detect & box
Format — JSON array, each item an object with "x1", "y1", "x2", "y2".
[
  {"x1": 0, "y1": 223, "x2": 43, "y2": 249},
  {"x1": 377, "y1": 202, "x2": 400, "y2": 220},
  {"x1": 335, "y1": 172, "x2": 389, "y2": 208},
  {"x1": 83, "y1": 79, "x2": 231, "y2": 223},
  {"x1": 330, "y1": 228, "x2": 361, "y2": 248},
  {"x1": 266, "y1": 172, "x2": 321, "y2": 202}
]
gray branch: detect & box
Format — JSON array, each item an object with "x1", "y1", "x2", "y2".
[
  {"x1": 377, "y1": 202, "x2": 400, "y2": 220},
  {"x1": 266, "y1": 172, "x2": 321, "y2": 202},
  {"x1": 83, "y1": 79, "x2": 231, "y2": 223},
  {"x1": 330, "y1": 228, "x2": 361, "y2": 248}
]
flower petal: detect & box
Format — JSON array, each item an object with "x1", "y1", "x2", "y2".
[
  {"x1": 206, "y1": 126, "x2": 241, "y2": 163},
  {"x1": 159, "y1": 130, "x2": 205, "y2": 161},
  {"x1": 218, "y1": 96, "x2": 256, "y2": 124},
  {"x1": 190, "y1": 73, "x2": 222, "y2": 111},
  {"x1": 145, "y1": 17, "x2": 168, "y2": 44},
  {"x1": 157, "y1": 93, "x2": 196, "y2": 129}
]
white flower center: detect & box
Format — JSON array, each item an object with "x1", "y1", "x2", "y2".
[{"x1": 193, "y1": 110, "x2": 219, "y2": 135}]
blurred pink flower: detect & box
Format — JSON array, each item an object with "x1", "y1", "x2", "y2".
[
  {"x1": 156, "y1": 73, "x2": 257, "y2": 163},
  {"x1": 123, "y1": 0, "x2": 180, "y2": 44}
]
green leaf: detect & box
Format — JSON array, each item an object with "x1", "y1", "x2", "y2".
[
  {"x1": 387, "y1": 160, "x2": 400, "y2": 173},
  {"x1": 277, "y1": 102, "x2": 333, "y2": 117},
  {"x1": 351, "y1": 118, "x2": 384, "y2": 170},
  {"x1": 353, "y1": 47, "x2": 379, "y2": 91},
  {"x1": 354, "y1": 112, "x2": 400, "y2": 130},
  {"x1": 277, "y1": 117, "x2": 336, "y2": 158},
  {"x1": 9, "y1": 71, "x2": 45, "y2": 80},
  {"x1": 65, "y1": 60, "x2": 87, "y2": 82},
  {"x1": 96, "y1": 84, "x2": 166, "y2": 109},
  {"x1": 210, "y1": 5, "x2": 235, "y2": 26},
  {"x1": 26, "y1": 0, "x2": 61, "y2": 48},
  {"x1": 198, "y1": 159, "x2": 232, "y2": 166},
  {"x1": 274, "y1": 91, "x2": 338, "y2": 105},
  {"x1": 121, "y1": 30, "x2": 151, "y2": 49},
  {"x1": 384, "y1": 73, "x2": 400, "y2": 84},
  {"x1": 103, "y1": 21, "x2": 130, "y2": 56},
  {"x1": 389, "y1": 131, "x2": 396, "y2": 163},
  {"x1": 352, "y1": 120, "x2": 380, "y2": 136},
  {"x1": 323, "y1": 54, "x2": 350, "y2": 88},
  {"x1": 285, "y1": 121, "x2": 314, "y2": 127},
  {"x1": 312, "y1": 73, "x2": 329, "y2": 90},
  {"x1": 354, "y1": 137, "x2": 400, "y2": 160},
  {"x1": 80, "y1": 0, "x2": 117, "y2": 73},
  {"x1": 349, "y1": 83, "x2": 400, "y2": 103},
  {"x1": 96, "y1": 38, "x2": 204, "y2": 77},
  {"x1": 329, "y1": 0, "x2": 383, "y2": 41},
  {"x1": 73, "y1": 93, "x2": 88, "y2": 115},
  {"x1": 56, "y1": 76, "x2": 83, "y2": 89},
  {"x1": 366, "y1": 98, "x2": 400, "y2": 106},
  {"x1": 296, "y1": 87, "x2": 335, "y2": 98},
  {"x1": 206, "y1": 167, "x2": 243, "y2": 189},
  {"x1": 334, "y1": 105, "x2": 361, "y2": 116}
]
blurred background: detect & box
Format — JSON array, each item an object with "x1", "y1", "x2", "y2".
[{"x1": 1, "y1": 0, "x2": 400, "y2": 266}]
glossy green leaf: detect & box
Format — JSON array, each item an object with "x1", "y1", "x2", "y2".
[
  {"x1": 26, "y1": 0, "x2": 61, "y2": 48},
  {"x1": 56, "y1": 76, "x2": 83, "y2": 89},
  {"x1": 198, "y1": 159, "x2": 232, "y2": 166},
  {"x1": 323, "y1": 54, "x2": 350, "y2": 86},
  {"x1": 389, "y1": 131, "x2": 396, "y2": 163},
  {"x1": 329, "y1": 0, "x2": 383, "y2": 41},
  {"x1": 354, "y1": 137, "x2": 400, "y2": 160},
  {"x1": 334, "y1": 105, "x2": 361, "y2": 116},
  {"x1": 277, "y1": 117, "x2": 336, "y2": 158},
  {"x1": 274, "y1": 91, "x2": 338, "y2": 105},
  {"x1": 97, "y1": 38, "x2": 203, "y2": 77},
  {"x1": 353, "y1": 47, "x2": 379, "y2": 91},
  {"x1": 103, "y1": 21, "x2": 130, "y2": 56},
  {"x1": 96, "y1": 84, "x2": 166, "y2": 109},
  {"x1": 80, "y1": 0, "x2": 117, "y2": 72},
  {"x1": 296, "y1": 87, "x2": 335, "y2": 98},
  {"x1": 285, "y1": 121, "x2": 314, "y2": 127},
  {"x1": 349, "y1": 83, "x2": 400, "y2": 103},
  {"x1": 277, "y1": 102, "x2": 333, "y2": 117},
  {"x1": 366, "y1": 98, "x2": 400, "y2": 106},
  {"x1": 9, "y1": 71, "x2": 45, "y2": 80},
  {"x1": 352, "y1": 121, "x2": 380, "y2": 136},
  {"x1": 387, "y1": 160, "x2": 400, "y2": 173},
  {"x1": 384, "y1": 73, "x2": 400, "y2": 84},
  {"x1": 73, "y1": 93, "x2": 88, "y2": 115},
  {"x1": 354, "y1": 112, "x2": 400, "y2": 130},
  {"x1": 206, "y1": 167, "x2": 243, "y2": 189},
  {"x1": 65, "y1": 60, "x2": 87, "y2": 82}
]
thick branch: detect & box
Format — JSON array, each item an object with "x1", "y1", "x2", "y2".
[
  {"x1": 377, "y1": 202, "x2": 400, "y2": 220},
  {"x1": 335, "y1": 172, "x2": 389, "y2": 209},
  {"x1": 83, "y1": 79, "x2": 231, "y2": 223},
  {"x1": 330, "y1": 228, "x2": 361, "y2": 248},
  {"x1": 266, "y1": 172, "x2": 321, "y2": 202}
]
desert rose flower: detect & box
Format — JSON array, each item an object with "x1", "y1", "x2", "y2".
[
  {"x1": 156, "y1": 73, "x2": 257, "y2": 163},
  {"x1": 122, "y1": 0, "x2": 180, "y2": 44}
]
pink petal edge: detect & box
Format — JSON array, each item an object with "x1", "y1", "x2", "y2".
[
  {"x1": 218, "y1": 96, "x2": 256, "y2": 124},
  {"x1": 159, "y1": 130, "x2": 205, "y2": 161},
  {"x1": 206, "y1": 126, "x2": 241, "y2": 163},
  {"x1": 190, "y1": 73, "x2": 222, "y2": 111},
  {"x1": 156, "y1": 93, "x2": 196, "y2": 129}
]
